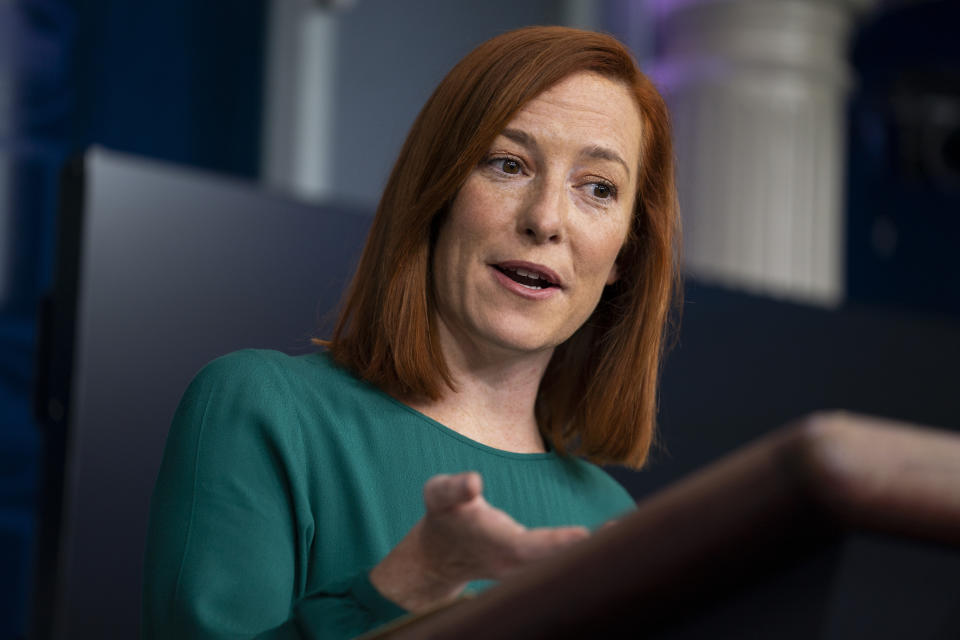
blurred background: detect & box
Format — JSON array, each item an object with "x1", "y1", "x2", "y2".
[{"x1": 1, "y1": 0, "x2": 958, "y2": 637}]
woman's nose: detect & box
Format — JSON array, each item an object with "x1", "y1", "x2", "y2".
[{"x1": 517, "y1": 178, "x2": 565, "y2": 243}]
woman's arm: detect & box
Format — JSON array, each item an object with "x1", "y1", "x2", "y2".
[{"x1": 143, "y1": 352, "x2": 405, "y2": 639}]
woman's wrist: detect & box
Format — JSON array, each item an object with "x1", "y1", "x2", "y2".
[{"x1": 368, "y1": 522, "x2": 468, "y2": 613}]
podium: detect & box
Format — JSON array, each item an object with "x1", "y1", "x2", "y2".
[{"x1": 365, "y1": 413, "x2": 960, "y2": 639}]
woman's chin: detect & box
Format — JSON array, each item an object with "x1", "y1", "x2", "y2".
[{"x1": 474, "y1": 327, "x2": 567, "y2": 360}]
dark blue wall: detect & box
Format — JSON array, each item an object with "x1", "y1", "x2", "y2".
[
  {"x1": 846, "y1": 0, "x2": 960, "y2": 317},
  {"x1": 1, "y1": 2, "x2": 265, "y2": 637}
]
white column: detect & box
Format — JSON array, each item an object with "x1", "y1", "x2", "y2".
[
  {"x1": 651, "y1": 0, "x2": 875, "y2": 306},
  {"x1": 261, "y1": 0, "x2": 351, "y2": 201},
  {"x1": 562, "y1": 0, "x2": 601, "y2": 30}
]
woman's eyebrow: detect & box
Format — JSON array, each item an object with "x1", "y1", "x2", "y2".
[
  {"x1": 499, "y1": 128, "x2": 630, "y2": 179},
  {"x1": 582, "y1": 145, "x2": 631, "y2": 179},
  {"x1": 501, "y1": 128, "x2": 535, "y2": 147}
]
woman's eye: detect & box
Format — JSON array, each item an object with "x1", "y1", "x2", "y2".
[
  {"x1": 592, "y1": 182, "x2": 615, "y2": 199},
  {"x1": 497, "y1": 158, "x2": 522, "y2": 174}
]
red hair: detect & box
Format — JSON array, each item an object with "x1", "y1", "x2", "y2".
[{"x1": 322, "y1": 26, "x2": 681, "y2": 468}]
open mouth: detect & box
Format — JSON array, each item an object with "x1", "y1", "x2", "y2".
[{"x1": 494, "y1": 265, "x2": 560, "y2": 290}]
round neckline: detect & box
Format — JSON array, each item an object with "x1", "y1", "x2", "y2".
[
  {"x1": 384, "y1": 394, "x2": 559, "y2": 461},
  {"x1": 311, "y1": 351, "x2": 558, "y2": 461}
]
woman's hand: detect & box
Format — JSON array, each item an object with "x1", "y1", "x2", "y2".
[{"x1": 369, "y1": 471, "x2": 590, "y2": 613}]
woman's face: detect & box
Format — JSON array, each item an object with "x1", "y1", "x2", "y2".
[{"x1": 431, "y1": 71, "x2": 642, "y2": 362}]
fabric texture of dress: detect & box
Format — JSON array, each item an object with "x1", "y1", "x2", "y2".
[{"x1": 142, "y1": 349, "x2": 636, "y2": 639}]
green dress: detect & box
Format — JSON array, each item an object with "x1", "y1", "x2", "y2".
[{"x1": 142, "y1": 349, "x2": 635, "y2": 639}]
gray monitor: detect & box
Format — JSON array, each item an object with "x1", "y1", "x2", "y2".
[{"x1": 33, "y1": 147, "x2": 372, "y2": 639}]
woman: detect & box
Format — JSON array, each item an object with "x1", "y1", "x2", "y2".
[{"x1": 143, "y1": 25, "x2": 679, "y2": 639}]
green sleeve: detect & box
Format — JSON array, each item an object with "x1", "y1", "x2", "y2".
[{"x1": 142, "y1": 351, "x2": 407, "y2": 639}]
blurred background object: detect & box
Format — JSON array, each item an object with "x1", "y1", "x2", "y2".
[
  {"x1": 845, "y1": 0, "x2": 960, "y2": 317},
  {"x1": 2, "y1": 0, "x2": 958, "y2": 638},
  {"x1": 647, "y1": 0, "x2": 874, "y2": 305}
]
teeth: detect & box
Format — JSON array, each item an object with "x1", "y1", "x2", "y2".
[
  {"x1": 499, "y1": 264, "x2": 556, "y2": 288},
  {"x1": 515, "y1": 268, "x2": 540, "y2": 280},
  {"x1": 508, "y1": 267, "x2": 546, "y2": 281}
]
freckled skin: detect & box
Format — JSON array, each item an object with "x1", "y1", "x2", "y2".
[{"x1": 431, "y1": 71, "x2": 643, "y2": 362}]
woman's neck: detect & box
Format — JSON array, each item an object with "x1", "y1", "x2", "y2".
[{"x1": 405, "y1": 322, "x2": 554, "y2": 454}]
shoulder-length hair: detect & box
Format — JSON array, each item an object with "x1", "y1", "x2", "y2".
[{"x1": 324, "y1": 26, "x2": 681, "y2": 469}]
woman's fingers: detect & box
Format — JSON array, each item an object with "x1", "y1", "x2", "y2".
[
  {"x1": 424, "y1": 471, "x2": 482, "y2": 513},
  {"x1": 372, "y1": 473, "x2": 594, "y2": 612},
  {"x1": 599, "y1": 518, "x2": 619, "y2": 531}
]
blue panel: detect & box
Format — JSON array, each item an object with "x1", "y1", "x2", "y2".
[
  {"x1": 2, "y1": 1, "x2": 267, "y2": 635},
  {"x1": 846, "y1": 0, "x2": 960, "y2": 317},
  {"x1": 0, "y1": 510, "x2": 35, "y2": 640}
]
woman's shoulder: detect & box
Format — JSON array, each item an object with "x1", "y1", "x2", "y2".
[
  {"x1": 169, "y1": 349, "x2": 371, "y2": 456},
  {"x1": 189, "y1": 348, "x2": 350, "y2": 391},
  {"x1": 176, "y1": 348, "x2": 364, "y2": 424}
]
